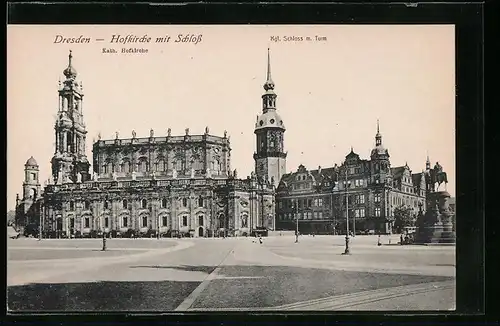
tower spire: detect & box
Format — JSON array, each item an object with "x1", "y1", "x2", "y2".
[
  {"x1": 263, "y1": 48, "x2": 275, "y2": 91},
  {"x1": 267, "y1": 47, "x2": 272, "y2": 83},
  {"x1": 426, "y1": 151, "x2": 431, "y2": 170},
  {"x1": 375, "y1": 119, "x2": 382, "y2": 146}
]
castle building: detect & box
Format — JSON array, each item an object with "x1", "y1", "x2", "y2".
[
  {"x1": 275, "y1": 121, "x2": 428, "y2": 235},
  {"x1": 15, "y1": 50, "x2": 277, "y2": 238}
]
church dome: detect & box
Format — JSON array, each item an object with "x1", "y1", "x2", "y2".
[
  {"x1": 63, "y1": 65, "x2": 77, "y2": 79},
  {"x1": 63, "y1": 50, "x2": 77, "y2": 79},
  {"x1": 25, "y1": 156, "x2": 38, "y2": 167},
  {"x1": 255, "y1": 110, "x2": 285, "y2": 131},
  {"x1": 371, "y1": 144, "x2": 388, "y2": 157}
]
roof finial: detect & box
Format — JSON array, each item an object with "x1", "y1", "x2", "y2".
[
  {"x1": 377, "y1": 119, "x2": 380, "y2": 134},
  {"x1": 69, "y1": 49, "x2": 73, "y2": 65}
]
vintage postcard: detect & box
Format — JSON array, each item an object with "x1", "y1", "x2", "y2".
[{"x1": 7, "y1": 24, "x2": 456, "y2": 312}]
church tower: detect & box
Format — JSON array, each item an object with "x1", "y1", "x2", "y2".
[
  {"x1": 51, "y1": 50, "x2": 90, "y2": 183},
  {"x1": 370, "y1": 120, "x2": 391, "y2": 184},
  {"x1": 253, "y1": 48, "x2": 287, "y2": 187},
  {"x1": 23, "y1": 156, "x2": 41, "y2": 201}
]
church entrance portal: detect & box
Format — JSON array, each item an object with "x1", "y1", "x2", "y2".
[{"x1": 198, "y1": 227, "x2": 204, "y2": 237}]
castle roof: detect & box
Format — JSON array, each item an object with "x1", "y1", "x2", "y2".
[{"x1": 391, "y1": 166, "x2": 406, "y2": 179}]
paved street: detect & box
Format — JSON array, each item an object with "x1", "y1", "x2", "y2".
[{"x1": 7, "y1": 235, "x2": 455, "y2": 312}]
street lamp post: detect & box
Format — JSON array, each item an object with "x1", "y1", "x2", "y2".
[
  {"x1": 343, "y1": 168, "x2": 351, "y2": 255},
  {"x1": 294, "y1": 201, "x2": 299, "y2": 243},
  {"x1": 353, "y1": 199, "x2": 356, "y2": 237},
  {"x1": 331, "y1": 188, "x2": 336, "y2": 236},
  {"x1": 157, "y1": 207, "x2": 160, "y2": 240},
  {"x1": 39, "y1": 205, "x2": 43, "y2": 241}
]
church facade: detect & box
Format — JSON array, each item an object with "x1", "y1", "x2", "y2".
[{"x1": 15, "y1": 50, "x2": 281, "y2": 238}]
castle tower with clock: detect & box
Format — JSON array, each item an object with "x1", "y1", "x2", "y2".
[{"x1": 253, "y1": 48, "x2": 287, "y2": 188}]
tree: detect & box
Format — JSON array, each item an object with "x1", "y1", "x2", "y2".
[
  {"x1": 7, "y1": 210, "x2": 16, "y2": 226},
  {"x1": 393, "y1": 206, "x2": 415, "y2": 233}
]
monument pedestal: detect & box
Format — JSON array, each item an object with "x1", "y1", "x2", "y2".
[{"x1": 415, "y1": 191, "x2": 456, "y2": 244}]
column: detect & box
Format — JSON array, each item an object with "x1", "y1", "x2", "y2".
[
  {"x1": 63, "y1": 132, "x2": 67, "y2": 152},
  {"x1": 131, "y1": 200, "x2": 137, "y2": 230},
  {"x1": 151, "y1": 199, "x2": 157, "y2": 231},
  {"x1": 170, "y1": 193, "x2": 177, "y2": 231},
  {"x1": 55, "y1": 130, "x2": 59, "y2": 153}
]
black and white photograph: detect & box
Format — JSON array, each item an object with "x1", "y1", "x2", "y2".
[{"x1": 7, "y1": 24, "x2": 456, "y2": 312}]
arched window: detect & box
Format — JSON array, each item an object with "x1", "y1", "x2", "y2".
[
  {"x1": 122, "y1": 160, "x2": 130, "y2": 173},
  {"x1": 104, "y1": 201, "x2": 109, "y2": 209},
  {"x1": 198, "y1": 196, "x2": 203, "y2": 207},
  {"x1": 182, "y1": 198, "x2": 188, "y2": 207},
  {"x1": 122, "y1": 216, "x2": 128, "y2": 227},
  {"x1": 198, "y1": 215, "x2": 204, "y2": 226},
  {"x1": 156, "y1": 159, "x2": 165, "y2": 172},
  {"x1": 84, "y1": 201, "x2": 90, "y2": 210},
  {"x1": 102, "y1": 164, "x2": 108, "y2": 174},
  {"x1": 142, "y1": 216, "x2": 148, "y2": 228},
  {"x1": 173, "y1": 160, "x2": 183, "y2": 171},
  {"x1": 161, "y1": 198, "x2": 168, "y2": 208},
  {"x1": 122, "y1": 199, "x2": 128, "y2": 209},
  {"x1": 219, "y1": 213, "x2": 225, "y2": 227},
  {"x1": 69, "y1": 201, "x2": 75, "y2": 210},
  {"x1": 138, "y1": 158, "x2": 148, "y2": 172},
  {"x1": 141, "y1": 199, "x2": 147, "y2": 209}
]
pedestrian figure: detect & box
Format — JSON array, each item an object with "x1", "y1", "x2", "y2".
[
  {"x1": 377, "y1": 234, "x2": 382, "y2": 246},
  {"x1": 259, "y1": 237, "x2": 263, "y2": 244},
  {"x1": 102, "y1": 232, "x2": 107, "y2": 251},
  {"x1": 400, "y1": 234, "x2": 404, "y2": 245}
]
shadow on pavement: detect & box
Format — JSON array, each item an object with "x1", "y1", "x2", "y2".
[
  {"x1": 7, "y1": 265, "x2": 455, "y2": 312},
  {"x1": 8, "y1": 280, "x2": 199, "y2": 312},
  {"x1": 129, "y1": 265, "x2": 217, "y2": 274}
]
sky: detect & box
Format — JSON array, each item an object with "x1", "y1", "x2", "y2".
[{"x1": 7, "y1": 25, "x2": 456, "y2": 211}]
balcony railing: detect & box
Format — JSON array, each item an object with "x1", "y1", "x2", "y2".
[{"x1": 94, "y1": 134, "x2": 227, "y2": 147}]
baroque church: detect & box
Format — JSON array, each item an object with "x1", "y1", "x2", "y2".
[
  {"x1": 15, "y1": 49, "x2": 283, "y2": 238},
  {"x1": 15, "y1": 49, "x2": 439, "y2": 237}
]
